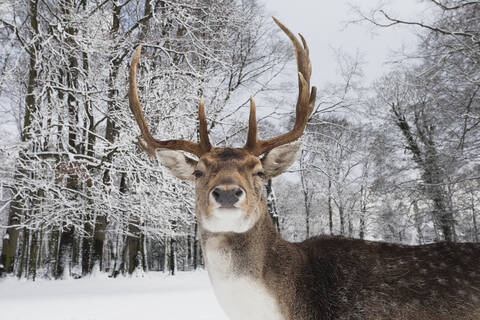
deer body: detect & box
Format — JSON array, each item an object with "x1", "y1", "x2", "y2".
[
  {"x1": 127, "y1": 18, "x2": 480, "y2": 320},
  {"x1": 199, "y1": 177, "x2": 480, "y2": 320}
]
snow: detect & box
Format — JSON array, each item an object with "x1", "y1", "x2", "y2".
[{"x1": 0, "y1": 271, "x2": 228, "y2": 320}]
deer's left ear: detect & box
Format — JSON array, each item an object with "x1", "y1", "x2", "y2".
[
  {"x1": 260, "y1": 141, "x2": 303, "y2": 179},
  {"x1": 156, "y1": 149, "x2": 197, "y2": 181}
]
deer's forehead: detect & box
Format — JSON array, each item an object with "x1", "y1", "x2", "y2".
[{"x1": 199, "y1": 148, "x2": 261, "y2": 172}]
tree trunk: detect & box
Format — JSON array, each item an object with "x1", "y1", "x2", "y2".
[
  {"x1": 82, "y1": 45, "x2": 96, "y2": 275},
  {"x1": 305, "y1": 206, "x2": 310, "y2": 239},
  {"x1": 163, "y1": 236, "x2": 169, "y2": 272},
  {"x1": 72, "y1": 233, "x2": 80, "y2": 272},
  {"x1": 472, "y1": 192, "x2": 478, "y2": 243},
  {"x1": 55, "y1": 0, "x2": 82, "y2": 279},
  {"x1": 93, "y1": 28, "x2": 122, "y2": 272},
  {"x1": 347, "y1": 210, "x2": 353, "y2": 237},
  {"x1": 0, "y1": 0, "x2": 40, "y2": 277},
  {"x1": 17, "y1": 228, "x2": 28, "y2": 279},
  {"x1": 359, "y1": 186, "x2": 366, "y2": 240},
  {"x1": 169, "y1": 237, "x2": 176, "y2": 276},
  {"x1": 359, "y1": 213, "x2": 365, "y2": 240},
  {"x1": 0, "y1": 192, "x2": 22, "y2": 276},
  {"x1": 424, "y1": 173, "x2": 454, "y2": 242},
  {"x1": 28, "y1": 231, "x2": 38, "y2": 280},
  {"x1": 55, "y1": 225, "x2": 74, "y2": 279},
  {"x1": 48, "y1": 230, "x2": 60, "y2": 277},
  {"x1": 339, "y1": 205, "x2": 345, "y2": 236},
  {"x1": 142, "y1": 232, "x2": 148, "y2": 272},
  {"x1": 127, "y1": 229, "x2": 141, "y2": 274},
  {"x1": 413, "y1": 201, "x2": 424, "y2": 245},
  {"x1": 81, "y1": 223, "x2": 92, "y2": 275},
  {"x1": 187, "y1": 232, "x2": 192, "y2": 269},
  {"x1": 193, "y1": 223, "x2": 200, "y2": 270},
  {"x1": 328, "y1": 179, "x2": 333, "y2": 235},
  {"x1": 113, "y1": 234, "x2": 128, "y2": 277},
  {"x1": 392, "y1": 104, "x2": 455, "y2": 241},
  {"x1": 265, "y1": 179, "x2": 280, "y2": 232},
  {"x1": 110, "y1": 232, "x2": 120, "y2": 276},
  {"x1": 91, "y1": 212, "x2": 106, "y2": 271},
  {"x1": 36, "y1": 230, "x2": 43, "y2": 273}
]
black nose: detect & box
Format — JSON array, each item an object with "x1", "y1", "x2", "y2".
[{"x1": 211, "y1": 187, "x2": 244, "y2": 207}]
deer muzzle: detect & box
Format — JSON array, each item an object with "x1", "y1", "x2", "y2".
[{"x1": 210, "y1": 185, "x2": 245, "y2": 208}]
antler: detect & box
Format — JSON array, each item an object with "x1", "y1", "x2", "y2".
[
  {"x1": 129, "y1": 46, "x2": 212, "y2": 158},
  {"x1": 244, "y1": 17, "x2": 317, "y2": 156},
  {"x1": 129, "y1": 18, "x2": 315, "y2": 159}
]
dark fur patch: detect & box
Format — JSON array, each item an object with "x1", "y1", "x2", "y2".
[
  {"x1": 217, "y1": 148, "x2": 244, "y2": 161},
  {"x1": 184, "y1": 155, "x2": 198, "y2": 166},
  {"x1": 217, "y1": 177, "x2": 235, "y2": 185}
]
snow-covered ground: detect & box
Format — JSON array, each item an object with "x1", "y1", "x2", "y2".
[{"x1": 0, "y1": 271, "x2": 228, "y2": 320}]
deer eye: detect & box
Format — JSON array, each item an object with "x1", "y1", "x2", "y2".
[
  {"x1": 254, "y1": 171, "x2": 265, "y2": 179},
  {"x1": 193, "y1": 170, "x2": 204, "y2": 179}
]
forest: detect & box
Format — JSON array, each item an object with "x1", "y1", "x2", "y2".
[{"x1": 0, "y1": 0, "x2": 479, "y2": 280}]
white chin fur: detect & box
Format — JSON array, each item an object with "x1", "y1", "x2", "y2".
[{"x1": 201, "y1": 208, "x2": 255, "y2": 233}]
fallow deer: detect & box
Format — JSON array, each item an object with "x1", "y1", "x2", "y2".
[{"x1": 128, "y1": 18, "x2": 480, "y2": 320}]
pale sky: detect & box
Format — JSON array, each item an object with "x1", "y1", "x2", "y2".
[{"x1": 260, "y1": 0, "x2": 427, "y2": 87}]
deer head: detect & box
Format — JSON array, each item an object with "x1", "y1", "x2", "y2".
[{"x1": 128, "y1": 18, "x2": 316, "y2": 233}]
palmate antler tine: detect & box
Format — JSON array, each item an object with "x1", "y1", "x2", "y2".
[
  {"x1": 243, "y1": 18, "x2": 317, "y2": 156},
  {"x1": 129, "y1": 45, "x2": 210, "y2": 158}
]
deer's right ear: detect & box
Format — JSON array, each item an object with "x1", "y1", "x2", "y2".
[{"x1": 156, "y1": 149, "x2": 197, "y2": 181}]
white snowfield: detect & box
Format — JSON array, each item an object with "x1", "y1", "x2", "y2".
[{"x1": 0, "y1": 271, "x2": 228, "y2": 320}]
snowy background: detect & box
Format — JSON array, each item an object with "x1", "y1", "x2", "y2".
[
  {"x1": 0, "y1": 271, "x2": 227, "y2": 320},
  {"x1": 0, "y1": 0, "x2": 478, "y2": 311}
]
